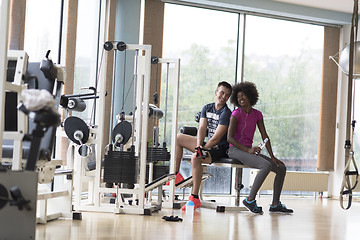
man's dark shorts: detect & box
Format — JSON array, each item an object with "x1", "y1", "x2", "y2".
[{"x1": 202, "y1": 143, "x2": 229, "y2": 163}]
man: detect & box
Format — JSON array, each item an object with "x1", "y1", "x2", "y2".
[{"x1": 169, "y1": 81, "x2": 232, "y2": 210}]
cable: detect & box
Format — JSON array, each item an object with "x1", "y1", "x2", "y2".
[
  {"x1": 121, "y1": 51, "x2": 127, "y2": 112},
  {"x1": 90, "y1": 49, "x2": 105, "y2": 126}
]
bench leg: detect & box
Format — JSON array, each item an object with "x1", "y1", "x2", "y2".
[{"x1": 234, "y1": 168, "x2": 244, "y2": 206}]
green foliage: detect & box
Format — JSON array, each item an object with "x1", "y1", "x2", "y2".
[
  {"x1": 159, "y1": 40, "x2": 322, "y2": 169},
  {"x1": 249, "y1": 47, "x2": 322, "y2": 161},
  {"x1": 159, "y1": 42, "x2": 237, "y2": 149}
]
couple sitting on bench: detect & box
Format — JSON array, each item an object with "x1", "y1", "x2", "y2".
[{"x1": 170, "y1": 81, "x2": 293, "y2": 214}]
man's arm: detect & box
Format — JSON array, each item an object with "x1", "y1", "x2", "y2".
[
  {"x1": 203, "y1": 124, "x2": 228, "y2": 149},
  {"x1": 196, "y1": 118, "x2": 207, "y2": 147}
]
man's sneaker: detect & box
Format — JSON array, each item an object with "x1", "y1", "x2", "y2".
[
  {"x1": 243, "y1": 197, "x2": 263, "y2": 214},
  {"x1": 181, "y1": 195, "x2": 201, "y2": 210},
  {"x1": 269, "y1": 201, "x2": 293, "y2": 214},
  {"x1": 166, "y1": 173, "x2": 184, "y2": 186}
]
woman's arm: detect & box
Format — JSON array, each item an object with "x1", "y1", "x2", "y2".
[
  {"x1": 257, "y1": 119, "x2": 283, "y2": 165},
  {"x1": 227, "y1": 116, "x2": 259, "y2": 154}
]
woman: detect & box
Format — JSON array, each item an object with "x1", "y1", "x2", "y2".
[{"x1": 227, "y1": 81, "x2": 293, "y2": 214}]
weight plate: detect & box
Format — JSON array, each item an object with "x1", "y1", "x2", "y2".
[
  {"x1": 112, "y1": 121, "x2": 132, "y2": 146},
  {"x1": 64, "y1": 116, "x2": 90, "y2": 144}
]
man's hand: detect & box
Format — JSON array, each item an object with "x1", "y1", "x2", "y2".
[{"x1": 195, "y1": 146, "x2": 209, "y2": 158}]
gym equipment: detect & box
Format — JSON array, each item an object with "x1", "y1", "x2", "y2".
[
  {"x1": 0, "y1": 171, "x2": 37, "y2": 239},
  {"x1": 111, "y1": 120, "x2": 132, "y2": 147},
  {"x1": 67, "y1": 40, "x2": 181, "y2": 214},
  {"x1": 0, "y1": 4, "x2": 38, "y2": 238},
  {"x1": 69, "y1": 43, "x2": 154, "y2": 214},
  {"x1": 1, "y1": 49, "x2": 74, "y2": 227},
  {"x1": 60, "y1": 86, "x2": 99, "y2": 112},
  {"x1": 178, "y1": 122, "x2": 248, "y2": 212},
  {"x1": 332, "y1": 0, "x2": 360, "y2": 210},
  {"x1": 0, "y1": 61, "x2": 63, "y2": 239},
  {"x1": 103, "y1": 146, "x2": 137, "y2": 184},
  {"x1": 64, "y1": 116, "x2": 90, "y2": 145}
]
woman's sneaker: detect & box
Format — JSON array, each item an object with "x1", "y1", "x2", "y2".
[
  {"x1": 269, "y1": 201, "x2": 293, "y2": 214},
  {"x1": 243, "y1": 197, "x2": 263, "y2": 214}
]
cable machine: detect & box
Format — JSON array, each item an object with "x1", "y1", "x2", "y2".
[{"x1": 65, "y1": 40, "x2": 180, "y2": 215}]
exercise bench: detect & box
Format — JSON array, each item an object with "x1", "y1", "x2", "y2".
[
  {"x1": 179, "y1": 125, "x2": 249, "y2": 212},
  {"x1": 181, "y1": 154, "x2": 248, "y2": 212}
]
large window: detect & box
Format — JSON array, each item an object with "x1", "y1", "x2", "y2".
[
  {"x1": 24, "y1": 0, "x2": 62, "y2": 62},
  {"x1": 244, "y1": 15, "x2": 324, "y2": 172},
  {"x1": 353, "y1": 82, "x2": 360, "y2": 166},
  {"x1": 163, "y1": 4, "x2": 324, "y2": 195},
  {"x1": 73, "y1": 0, "x2": 101, "y2": 122},
  {"x1": 163, "y1": 4, "x2": 239, "y2": 194}
]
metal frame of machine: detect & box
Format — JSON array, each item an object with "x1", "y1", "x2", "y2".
[
  {"x1": 71, "y1": 44, "x2": 154, "y2": 214},
  {"x1": 69, "y1": 44, "x2": 181, "y2": 215}
]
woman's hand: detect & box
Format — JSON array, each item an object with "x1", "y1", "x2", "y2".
[{"x1": 248, "y1": 146, "x2": 261, "y2": 155}]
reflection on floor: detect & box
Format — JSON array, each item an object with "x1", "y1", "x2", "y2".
[{"x1": 36, "y1": 196, "x2": 360, "y2": 240}]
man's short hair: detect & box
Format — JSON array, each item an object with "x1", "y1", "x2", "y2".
[{"x1": 217, "y1": 81, "x2": 232, "y2": 92}]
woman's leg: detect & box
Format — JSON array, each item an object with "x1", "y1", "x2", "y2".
[
  {"x1": 258, "y1": 154, "x2": 287, "y2": 205},
  {"x1": 228, "y1": 147, "x2": 271, "y2": 201}
]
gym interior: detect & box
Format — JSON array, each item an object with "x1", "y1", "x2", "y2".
[{"x1": 1, "y1": 0, "x2": 360, "y2": 239}]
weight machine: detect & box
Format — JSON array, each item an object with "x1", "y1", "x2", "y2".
[
  {"x1": 65, "y1": 41, "x2": 180, "y2": 215},
  {"x1": 0, "y1": 6, "x2": 66, "y2": 236}
]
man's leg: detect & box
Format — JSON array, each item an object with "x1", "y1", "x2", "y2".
[
  {"x1": 174, "y1": 133, "x2": 197, "y2": 173},
  {"x1": 167, "y1": 134, "x2": 198, "y2": 186},
  {"x1": 191, "y1": 154, "x2": 211, "y2": 195},
  {"x1": 180, "y1": 153, "x2": 212, "y2": 210}
]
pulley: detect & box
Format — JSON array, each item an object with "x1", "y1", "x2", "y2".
[
  {"x1": 103, "y1": 41, "x2": 126, "y2": 51},
  {"x1": 104, "y1": 41, "x2": 113, "y2": 51},
  {"x1": 149, "y1": 104, "x2": 163, "y2": 119},
  {"x1": 151, "y1": 56, "x2": 159, "y2": 64},
  {"x1": 67, "y1": 97, "x2": 86, "y2": 112},
  {"x1": 116, "y1": 41, "x2": 126, "y2": 51}
]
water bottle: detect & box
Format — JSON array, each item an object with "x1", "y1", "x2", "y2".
[{"x1": 185, "y1": 201, "x2": 195, "y2": 221}]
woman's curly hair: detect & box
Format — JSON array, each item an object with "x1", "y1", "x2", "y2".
[{"x1": 230, "y1": 81, "x2": 259, "y2": 107}]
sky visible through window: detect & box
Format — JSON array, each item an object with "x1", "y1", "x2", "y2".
[{"x1": 163, "y1": 4, "x2": 324, "y2": 59}]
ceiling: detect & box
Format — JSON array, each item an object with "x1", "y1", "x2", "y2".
[{"x1": 275, "y1": 0, "x2": 355, "y2": 14}]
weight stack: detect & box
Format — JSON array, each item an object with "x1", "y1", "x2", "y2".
[
  {"x1": 146, "y1": 164, "x2": 170, "y2": 183},
  {"x1": 147, "y1": 147, "x2": 171, "y2": 162},
  {"x1": 103, "y1": 149, "x2": 138, "y2": 184}
]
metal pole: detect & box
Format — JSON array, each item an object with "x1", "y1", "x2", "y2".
[
  {"x1": 163, "y1": 63, "x2": 170, "y2": 147},
  {"x1": 344, "y1": 0, "x2": 358, "y2": 164},
  {"x1": 131, "y1": 50, "x2": 139, "y2": 146}
]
